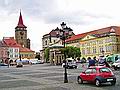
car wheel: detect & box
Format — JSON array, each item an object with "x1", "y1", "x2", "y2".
[
  {"x1": 111, "y1": 81, "x2": 116, "y2": 85},
  {"x1": 95, "y1": 79, "x2": 101, "y2": 87},
  {"x1": 77, "y1": 76, "x2": 83, "y2": 84},
  {"x1": 114, "y1": 67, "x2": 117, "y2": 70},
  {"x1": 74, "y1": 66, "x2": 77, "y2": 69}
]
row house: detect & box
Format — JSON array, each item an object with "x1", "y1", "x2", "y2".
[
  {"x1": 66, "y1": 26, "x2": 120, "y2": 59},
  {"x1": 0, "y1": 40, "x2": 8, "y2": 63},
  {"x1": 2, "y1": 37, "x2": 35, "y2": 62},
  {"x1": 3, "y1": 37, "x2": 20, "y2": 61},
  {"x1": 19, "y1": 46, "x2": 35, "y2": 59},
  {"x1": 0, "y1": 11, "x2": 34, "y2": 63}
]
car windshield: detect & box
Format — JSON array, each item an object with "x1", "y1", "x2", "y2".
[{"x1": 100, "y1": 68, "x2": 111, "y2": 73}]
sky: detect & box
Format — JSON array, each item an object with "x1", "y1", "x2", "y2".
[{"x1": 1, "y1": 0, "x2": 120, "y2": 52}]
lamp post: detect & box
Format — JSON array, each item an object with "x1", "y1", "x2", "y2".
[
  {"x1": 7, "y1": 51, "x2": 10, "y2": 68},
  {"x1": 60, "y1": 22, "x2": 68, "y2": 83},
  {"x1": 19, "y1": 54, "x2": 21, "y2": 61}
]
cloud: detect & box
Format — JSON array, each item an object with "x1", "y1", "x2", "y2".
[
  {"x1": 0, "y1": 0, "x2": 57, "y2": 16},
  {"x1": 1, "y1": 0, "x2": 120, "y2": 51},
  {"x1": 0, "y1": 0, "x2": 111, "y2": 25}
]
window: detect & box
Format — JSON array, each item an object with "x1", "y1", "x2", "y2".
[
  {"x1": 87, "y1": 47, "x2": 90, "y2": 54},
  {"x1": 116, "y1": 38, "x2": 119, "y2": 42},
  {"x1": 1, "y1": 51, "x2": 3, "y2": 56},
  {"x1": 45, "y1": 40, "x2": 47, "y2": 45},
  {"x1": 85, "y1": 69, "x2": 92, "y2": 74},
  {"x1": 82, "y1": 49, "x2": 85, "y2": 55},
  {"x1": 98, "y1": 40, "x2": 103, "y2": 44},
  {"x1": 92, "y1": 69, "x2": 97, "y2": 73},
  {"x1": 54, "y1": 40, "x2": 56, "y2": 43},
  {"x1": 10, "y1": 54, "x2": 13, "y2": 58},
  {"x1": 15, "y1": 49, "x2": 18, "y2": 52},
  {"x1": 100, "y1": 68, "x2": 111, "y2": 73},
  {"x1": 99, "y1": 47, "x2": 103, "y2": 53},
  {"x1": 93, "y1": 47, "x2": 96, "y2": 53},
  {"x1": 15, "y1": 54, "x2": 18, "y2": 57},
  {"x1": 10, "y1": 49, "x2": 13, "y2": 52}
]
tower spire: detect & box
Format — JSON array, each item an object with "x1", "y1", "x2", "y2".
[{"x1": 15, "y1": 10, "x2": 27, "y2": 29}]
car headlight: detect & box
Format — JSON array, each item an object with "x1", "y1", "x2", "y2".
[{"x1": 117, "y1": 64, "x2": 120, "y2": 67}]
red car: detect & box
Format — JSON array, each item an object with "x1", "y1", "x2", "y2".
[{"x1": 77, "y1": 66, "x2": 116, "y2": 86}]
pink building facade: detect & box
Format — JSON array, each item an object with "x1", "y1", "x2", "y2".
[{"x1": 0, "y1": 41, "x2": 8, "y2": 63}]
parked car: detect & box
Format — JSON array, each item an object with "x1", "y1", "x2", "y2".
[
  {"x1": 16, "y1": 59, "x2": 29, "y2": 65},
  {"x1": 16, "y1": 60, "x2": 23, "y2": 68},
  {"x1": 77, "y1": 66, "x2": 116, "y2": 86},
  {"x1": 77, "y1": 59, "x2": 86, "y2": 63},
  {"x1": 29, "y1": 60, "x2": 38, "y2": 64},
  {"x1": 0, "y1": 63, "x2": 8, "y2": 66},
  {"x1": 112, "y1": 59, "x2": 120, "y2": 70},
  {"x1": 37, "y1": 60, "x2": 44, "y2": 64},
  {"x1": 62, "y1": 58, "x2": 77, "y2": 69},
  {"x1": 29, "y1": 59, "x2": 44, "y2": 64}
]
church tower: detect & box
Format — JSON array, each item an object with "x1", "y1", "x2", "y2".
[{"x1": 15, "y1": 11, "x2": 30, "y2": 49}]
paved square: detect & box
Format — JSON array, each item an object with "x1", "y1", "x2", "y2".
[
  {"x1": 0, "y1": 80, "x2": 40, "y2": 89},
  {"x1": 0, "y1": 63, "x2": 120, "y2": 90},
  {"x1": 0, "y1": 76, "x2": 16, "y2": 80}
]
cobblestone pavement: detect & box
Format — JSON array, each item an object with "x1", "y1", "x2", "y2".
[{"x1": 0, "y1": 63, "x2": 120, "y2": 90}]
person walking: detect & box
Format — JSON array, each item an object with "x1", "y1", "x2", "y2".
[
  {"x1": 98, "y1": 55, "x2": 106, "y2": 66},
  {"x1": 88, "y1": 57, "x2": 95, "y2": 67}
]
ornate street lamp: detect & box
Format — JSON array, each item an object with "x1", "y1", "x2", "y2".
[
  {"x1": 56, "y1": 22, "x2": 72, "y2": 83},
  {"x1": 7, "y1": 51, "x2": 10, "y2": 68},
  {"x1": 61, "y1": 22, "x2": 66, "y2": 29},
  {"x1": 19, "y1": 54, "x2": 21, "y2": 60},
  {"x1": 60, "y1": 30, "x2": 68, "y2": 83},
  {"x1": 60, "y1": 22, "x2": 68, "y2": 83}
]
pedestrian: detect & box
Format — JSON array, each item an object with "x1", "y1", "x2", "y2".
[
  {"x1": 98, "y1": 55, "x2": 106, "y2": 66},
  {"x1": 88, "y1": 57, "x2": 95, "y2": 67},
  {"x1": 93, "y1": 56, "x2": 98, "y2": 65}
]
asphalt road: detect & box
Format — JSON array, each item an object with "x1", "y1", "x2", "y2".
[{"x1": 0, "y1": 63, "x2": 120, "y2": 90}]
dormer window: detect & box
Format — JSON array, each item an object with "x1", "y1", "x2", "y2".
[{"x1": 110, "y1": 28, "x2": 115, "y2": 32}]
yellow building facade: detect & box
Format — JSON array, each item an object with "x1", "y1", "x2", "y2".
[
  {"x1": 66, "y1": 26, "x2": 120, "y2": 59},
  {"x1": 19, "y1": 47, "x2": 35, "y2": 59},
  {"x1": 80, "y1": 34, "x2": 120, "y2": 59}
]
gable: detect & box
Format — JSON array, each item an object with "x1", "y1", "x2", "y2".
[{"x1": 81, "y1": 34, "x2": 96, "y2": 41}]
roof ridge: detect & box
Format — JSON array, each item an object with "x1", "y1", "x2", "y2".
[{"x1": 66, "y1": 25, "x2": 120, "y2": 42}]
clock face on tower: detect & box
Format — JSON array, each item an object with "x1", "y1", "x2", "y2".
[{"x1": 20, "y1": 31, "x2": 24, "y2": 35}]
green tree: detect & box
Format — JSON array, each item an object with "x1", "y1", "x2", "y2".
[
  {"x1": 60, "y1": 46, "x2": 81, "y2": 59},
  {"x1": 44, "y1": 48, "x2": 50, "y2": 62}
]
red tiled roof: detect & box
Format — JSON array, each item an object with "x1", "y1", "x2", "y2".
[
  {"x1": 15, "y1": 11, "x2": 27, "y2": 28},
  {"x1": 19, "y1": 47, "x2": 34, "y2": 52},
  {"x1": 3, "y1": 37, "x2": 34, "y2": 52},
  {"x1": 66, "y1": 26, "x2": 120, "y2": 42},
  {"x1": 3, "y1": 37, "x2": 21, "y2": 47},
  {"x1": 49, "y1": 30, "x2": 58, "y2": 37}
]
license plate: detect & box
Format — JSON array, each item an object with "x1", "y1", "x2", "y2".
[{"x1": 107, "y1": 79, "x2": 113, "y2": 81}]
